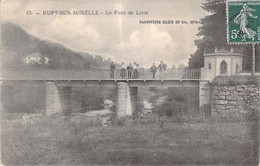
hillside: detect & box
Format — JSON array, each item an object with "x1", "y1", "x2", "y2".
[{"x1": 1, "y1": 22, "x2": 111, "y2": 71}]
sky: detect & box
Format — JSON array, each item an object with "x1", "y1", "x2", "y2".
[{"x1": 1, "y1": 0, "x2": 208, "y2": 68}]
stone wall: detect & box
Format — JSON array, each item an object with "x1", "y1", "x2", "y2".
[
  {"x1": 45, "y1": 82, "x2": 71, "y2": 116},
  {"x1": 116, "y1": 82, "x2": 137, "y2": 118},
  {"x1": 211, "y1": 84, "x2": 260, "y2": 115}
]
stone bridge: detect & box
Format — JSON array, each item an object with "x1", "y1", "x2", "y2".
[
  {"x1": 1, "y1": 48, "x2": 249, "y2": 117},
  {"x1": 0, "y1": 69, "x2": 211, "y2": 117}
]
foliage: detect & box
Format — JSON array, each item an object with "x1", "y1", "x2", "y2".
[
  {"x1": 1, "y1": 22, "x2": 111, "y2": 71},
  {"x1": 149, "y1": 87, "x2": 199, "y2": 117},
  {"x1": 72, "y1": 87, "x2": 116, "y2": 113},
  {"x1": 135, "y1": 96, "x2": 145, "y2": 117},
  {"x1": 1, "y1": 116, "x2": 257, "y2": 165},
  {"x1": 1, "y1": 84, "x2": 45, "y2": 113},
  {"x1": 154, "y1": 100, "x2": 185, "y2": 117},
  {"x1": 170, "y1": 64, "x2": 176, "y2": 71},
  {"x1": 39, "y1": 56, "x2": 46, "y2": 64},
  {"x1": 1, "y1": 83, "x2": 116, "y2": 114},
  {"x1": 212, "y1": 75, "x2": 260, "y2": 86}
]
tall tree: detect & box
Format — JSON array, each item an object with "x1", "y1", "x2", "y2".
[{"x1": 188, "y1": 0, "x2": 259, "y2": 72}]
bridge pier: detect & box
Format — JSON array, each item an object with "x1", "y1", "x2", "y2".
[
  {"x1": 116, "y1": 82, "x2": 137, "y2": 118},
  {"x1": 199, "y1": 80, "x2": 212, "y2": 115},
  {"x1": 0, "y1": 81, "x2": 1, "y2": 111},
  {"x1": 129, "y1": 87, "x2": 137, "y2": 116},
  {"x1": 45, "y1": 82, "x2": 71, "y2": 116}
]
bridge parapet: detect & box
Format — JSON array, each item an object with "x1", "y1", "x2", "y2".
[{"x1": 1, "y1": 69, "x2": 201, "y2": 80}]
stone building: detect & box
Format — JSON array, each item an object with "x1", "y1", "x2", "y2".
[
  {"x1": 201, "y1": 48, "x2": 243, "y2": 81},
  {"x1": 25, "y1": 52, "x2": 49, "y2": 64}
]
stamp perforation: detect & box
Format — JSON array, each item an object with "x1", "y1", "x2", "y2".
[{"x1": 226, "y1": 0, "x2": 260, "y2": 45}]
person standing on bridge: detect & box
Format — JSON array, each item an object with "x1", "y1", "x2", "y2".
[
  {"x1": 120, "y1": 62, "x2": 126, "y2": 79},
  {"x1": 150, "y1": 63, "x2": 157, "y2": 79},
  {"x1": 110, "y1": 61, "x2": 115, "y2": 79},
  {"x1": 158, "y1": 61, "x2": 167, "y2": 79},
  {"x1": 133, "y1": 62, "x2": 139, "y2": 79},
  {"x1": 133, "y1": 62, "x2": 137, "y2": 78},
  {"x1": 127, "y1": 63, "x2": 133, "y2": 79},
  {"x1": 135, "y1": 63, "x2": 139, "y2": 79}
]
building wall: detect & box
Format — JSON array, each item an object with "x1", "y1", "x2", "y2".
[
  {"x1": 203, "y1": 56, "x2": 243, "y2": 81},
  {"x1": 25, "y1": 56, "x2": 49, "y2": 64},
  {"x1": 216, "y1": 56, "x2": 231, "y2": 76},
  {"x1": 203, "y1": 56, "x2": 216, "y2": 80},
  {"x1": 231, "y1": 56, "x2": 243, "y2": 75}
]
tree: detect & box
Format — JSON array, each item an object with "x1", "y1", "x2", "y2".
[
  {"x1": 83, "y1": 62, "x2": 91, "y2": 69},
  {"x1": 188, "y1": 0, "x2": 259, "y2": 72},
  {"x1": 178, "y1": 63, "x2": 187, "y2": 70},
  {"x1": 171, "y1": 64, "x2": 176, "y2": 71}
]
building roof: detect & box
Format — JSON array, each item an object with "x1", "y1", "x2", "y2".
[{"x1": 204, "y1": 48, "x2": 243, "y2": 57}]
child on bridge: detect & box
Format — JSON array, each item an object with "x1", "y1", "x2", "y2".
[
  {"x1": 127, "y1": 63, "x2": 133, "y2": 79},
  {"x1": 110, "y1": 62, "x2": 115, "y2": 79},
  {"x1": 120, "y1": 62, "x2": 126, "y2": 79},
  {"x1": 150, "y1": 63, "x2": 157, "y2": 79}
]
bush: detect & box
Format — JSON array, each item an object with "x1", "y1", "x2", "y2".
[
  {"x1": 1, "y1": 84, "x2": 45, "y2": 113},
  {"x1": 154, "y1": 100, "x2": 183, "y2": 117},
  {"x1": 212, "y1": 75, "x2": 260, "y2": 86},
  {"x1": 200, "y1": 104, "x2": 211, "y2": 116},
  {"x1": 111, "y1": 116, "x2": 133, "y2": 127}
]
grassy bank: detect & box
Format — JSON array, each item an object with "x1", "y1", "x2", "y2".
[
  {"x1": 212, "y1": 75, "x2": 260, "y2": 86},
  {"x1": 1, "y1": 115, "x2": 258, "y2": 165}
]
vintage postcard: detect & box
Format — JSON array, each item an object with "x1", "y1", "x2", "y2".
[{"x1": 1, "y1": 0, "x2": 259, "y2": 165}]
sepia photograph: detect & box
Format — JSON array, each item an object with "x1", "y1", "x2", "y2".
[{"x1": 0, "y1": 0, "x2": 260, "y2": 165}]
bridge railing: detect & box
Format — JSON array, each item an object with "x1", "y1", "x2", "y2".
[
  {"x1": 182, "y1": 69, "x2": 201, "y2": 79},
  {"x1": 1, "y1": 68, "x2": 201, "y2": 80}
]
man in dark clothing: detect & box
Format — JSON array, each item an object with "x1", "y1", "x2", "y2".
[
  {"x1": 127, "y1": 63, "x2": 133, "y2": 79},
  {"x1": 150, "y1": 63, "x2": 157, "y2": 79},
  {"x1": 158, "y1": 61, "x2": 167, "y2": 79},
  {"x1": 110, "y1": 61, "x2": 115, "y2": 78},
  {"x1": 133, "y1": 62, "x2": 139, "y2": 79}
]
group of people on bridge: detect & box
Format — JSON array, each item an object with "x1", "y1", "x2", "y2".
[
  {"x1": 110, "y1": 61, "x2": 168, "y2": 79},
  {"x1": 110, "y1": 61, "x2": 140, "y2": 79},
  {"x1": 150, "y1": 61, "x2": 167, "y2": 79}
]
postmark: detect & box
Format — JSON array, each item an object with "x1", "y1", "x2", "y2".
[{"x1": 227, "y1": 0, "x2": 260, "y2": 44}]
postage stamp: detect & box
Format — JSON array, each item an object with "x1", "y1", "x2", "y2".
[{"x1": 227, "y1": 0, "x2": 260, "y2": 44}]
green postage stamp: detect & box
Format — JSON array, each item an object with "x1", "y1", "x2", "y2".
[{"x1": 227, "y1": 0, "x2": 260, "y2": 44}]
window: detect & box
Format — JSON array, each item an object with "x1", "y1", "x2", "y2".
[
  {"x1": 220, "y1": 61, "x2": 227, "y2": 74},
  {"x1": 208, "y1": 63, "x2": 211, "y2": 70},
  {"x1": 236, "y1": 63, "x2": 239, "y2": 74}
]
